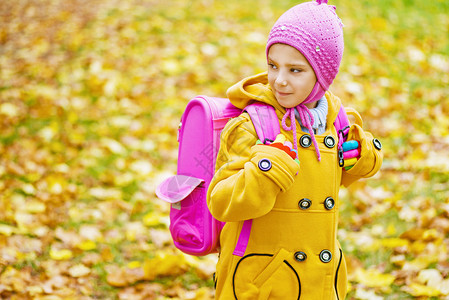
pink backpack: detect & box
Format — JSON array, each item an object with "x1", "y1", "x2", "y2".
[{"x1": 156, "y1": 95, "x2": 349, "y2": 256}]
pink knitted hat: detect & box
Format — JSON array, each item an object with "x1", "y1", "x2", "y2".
[
  {"x1": 266, "y1": 0, "x2": 344, "y2": 103},
  {"x1": 267, "y1": 0, "x2": 344, "y2": 161}
]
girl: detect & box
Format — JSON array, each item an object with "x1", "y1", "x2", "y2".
[{"x1": 207, "y1": 0, "x2": 383, "y2": 299}]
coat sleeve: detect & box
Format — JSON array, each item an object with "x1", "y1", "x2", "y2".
[
  {"x1": 341, "y1": 121, "x2": 383, "y2": 187},
  {"x1": 207, "y1": 114, "x2": 300, "y2": 222}
]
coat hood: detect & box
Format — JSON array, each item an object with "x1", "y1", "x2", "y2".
[
  {"x1": 226, "y1": 72, "x2": 342, "y2": 127},
  {"x1": 226, "y1": 72, "x2": 282, "y2": 111}
]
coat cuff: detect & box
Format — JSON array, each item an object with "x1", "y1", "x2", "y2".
[
  {"x1": 249, "y1": 145, "x2": 300, "y2": 191},
  {"x1": 343, "y1": 124, "x2": 383, "y2": 182}
]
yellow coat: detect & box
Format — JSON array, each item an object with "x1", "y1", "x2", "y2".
[{"x1": 207, "y1": 73, "x2": 383, "y2": 299}]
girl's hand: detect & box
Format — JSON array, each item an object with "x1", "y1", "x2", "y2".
[
  {"x1": 342, "y1": 140, "x2": 360, "y2": 170},
  {"x1": 256, "y1": 134, "x2": 300, "y2": 165}
]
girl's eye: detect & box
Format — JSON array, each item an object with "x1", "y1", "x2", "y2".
[
  {"x1": 269, "y1": 63, "x2": 277, "y2": 69},
  {"x1": 291, "y1": 68, "x2": 302, "y2": 73}
]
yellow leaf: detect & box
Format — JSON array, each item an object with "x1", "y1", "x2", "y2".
[
  {"x1": 355, "y1": 268, "x2": 395, "y2": 288},
  {"x1": 21, "y1": 183, "x2": 36, "y2": 195},
  {"x1": 127, "y1": 261, "x2": 141, "y2": 269},
  {"x1": 142, "y1": 212, "x2": 163, "y2": 227},
  {"x1": 410, "y1": 241, "x2": 427, "y2": 254},
  {"x1": 387, "y1": 223, "x2": 397, "y2": 235},
  {"x1": 49, "y1": 248, "x2": 73, "y2": 260},
  {"x1": 76, "y1": 240, "x2": 97, "y2": 251},
  {"x1": 162, "y1": 60, "x2": 181, "y2": 75},
  {"x1": 406, "y1": 283, "x2": 441, "y2": 297},
  {"x1": 17, "y1": 251, "x2": 37, "y2": 261},
  {"x1": 113, "y1": 173, "x2": 134, "y2": 186},
  {"x1": 403, "y1": 255, "x2": 439, "y2": 271},
  {"x1": 26, "y1": 285, "x2": 44, "y2": 296},
  {"x1": 89, "y1": 187, "x2": 122, "y2": 200},
  {"x1": 68, "y1": 111, "x2": 78, "y2": 124},
  {"x1": 390, "y1": 254, "x2": 406, "y2": 267},
  {"x1": 101, "y1": 138, "x2": 126, "y2": 155},
  {"x1": 39, "y1": 126, "x2": 57, "y2": 142},
  {"x1": 422, "y1": 228, "x2": 441, "y2": 242},
  {"x1": 130, "y1": 160, "x2": 153, "y2": 176},
  {"x1": 143, "y1": 251, "x2": 188, "y2": 280},
  {"x1": 0, "y1": 103, "x2": 19, "y2": 117},
  {"x1": 370, "y1": 17, "x2": 387, "y2": 31},
  {"x1": 188, "y1": 287, "x2": 214, "y2": 300},
  {"x1": 354, "y1": 289, "x2": 383, "y2": 300},
  {"x1": 381, "y1": 238, "x2": 409, "y2": 248},
  {"x1": 400, "y1": 228, "x2": 425, "y2": 241},
  {"x1": 0, "y1": 224, "x2": 16, "y2": 236},
  {"x1": 195, "y1": 256, "x2": 218, "y2": 280},
  {"x1": 14, "y1": 212, "x2": 34, "y2": 230},
  {"x1": 23, "y1": 200, "x2": 46, "y2": 214},
  {"x1": 79, "y1": 225, "x2": 103, "y2": 241},
  {"x1": 417, "y1": 269, "x2": 443, "y2": 287},
  {"x1": 45, "y1": 174, "x2": 68, "y2": 195},
  {"x1": 68, "y1": 207, "x2": 82, "y2": 222},
  {"x1": 34, "y1": 296, "x2": 63, "y2": 300}
]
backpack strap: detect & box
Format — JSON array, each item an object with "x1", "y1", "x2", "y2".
[
  {"x1": 345, "y1": 107, "x2": 363, "y2": 127},
  {"x1": 334, "y1": 105, "x2": 356, "y2": 167},
  {"x1": 244, "y1": 103, "x2": 280, "y2": 144},
  {"x1": 232, "y1": 103, "x2": 280, "y2": 257},
  {"x1": 232, "y1": 219, "x2": 253, "y2": 256},
  {"x1": 334, "y1": 104, "x2": 350, "y2": 148}
]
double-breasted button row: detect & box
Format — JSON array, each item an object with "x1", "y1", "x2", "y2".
[
  {"x1": 300, "y1": 135, "x2": 336, "y2": 149},
  {"x1": 294, "y1": 250, "x2": 332, "y2": 263},
  {"x1": 298, "y1": 197, "x2": 335, "y2": 210}
]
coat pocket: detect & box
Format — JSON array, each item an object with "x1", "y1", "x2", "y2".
[{"x1": 233, "y1": 249, "x2": 300, "y2": 300}]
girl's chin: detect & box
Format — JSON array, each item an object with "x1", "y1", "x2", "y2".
[{"x1": 276, "y1": 98, "x2": 301, "y2": 109}]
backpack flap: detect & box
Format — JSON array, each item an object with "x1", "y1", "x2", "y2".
[{"x1": 156, "y1": 175, "x2": 204, "y2": 206}]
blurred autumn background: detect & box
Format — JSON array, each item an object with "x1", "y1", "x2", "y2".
[{"x1": 0, "y1": 0, "x2": 448, "y2": 299}]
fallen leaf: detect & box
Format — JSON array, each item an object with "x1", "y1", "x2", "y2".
[
  {"x1": 143, "y1": 251, "x2": 189, "y2": 281},
  {"x1": 68, "y1": 264, "x2": 91, "y2": 277},
  {"x1": 106, "y1": 267, "x2": 128, "y2": 288},
  {"x1": 380, "y1": 238, "x2": 409, "y2": 248},
  {"x1": 355, "y1": 268, "x2": 396, "y2": 288},
  {"x1": 403, "y1": 283, "x2": 441, "y2": 297},
  {"x1": 76, "y1": 240, "x2": 97, "y2": 251},
  {"x1": 0, "y1": 224, "x2": 16, "y2": 236},
  {"x1": 0, "y1": 103, "x2": 19, "y2": 117},
  {"x1": 49, "y1": 248, "x2": 73, "y2": 261}
]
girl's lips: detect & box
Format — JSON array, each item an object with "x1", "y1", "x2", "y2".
[{"x1": 276, "y1": 90, "x2": 292, "y2": 97}]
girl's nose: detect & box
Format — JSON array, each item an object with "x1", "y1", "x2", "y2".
[
  {"x1": 276, "y1": 77, "x2": 288, "y2": 86},
  {"x1": 276, "y1": 76, "x2": 288, "y2": 87}
]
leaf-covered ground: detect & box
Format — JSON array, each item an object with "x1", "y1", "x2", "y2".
[{"x1": 0, "y1": 0, "x2": 448, "y2": 299}]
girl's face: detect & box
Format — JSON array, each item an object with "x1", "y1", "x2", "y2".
[{"x1": 267, "y1": 43, "x2": 317, "y2": 109}]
